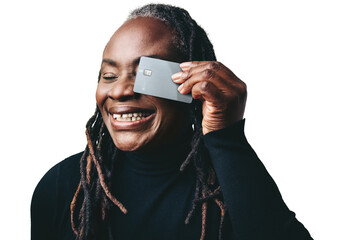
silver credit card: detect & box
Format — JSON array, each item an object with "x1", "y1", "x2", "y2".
[{"x1": 133, "y1": 56, "x2": 192, "y2": 103}]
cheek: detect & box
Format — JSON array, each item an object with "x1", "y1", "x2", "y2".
[
  {"x1": 155, "y1": 99, "x2": 189, "y2": 129},
  {"x1": 156, "y1": 99, "x2": 185, "y2": 117},
  {"x1": 96, "y1": 83, "x2": 107, "y2": 108}
]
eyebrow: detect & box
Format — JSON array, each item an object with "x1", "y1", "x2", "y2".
[
  {"x1": 102, "y1": 54, "x2": 163, "y2": 67},
  {"x1": 102, "y1": 58, "x2": 117, "y2": 66}
]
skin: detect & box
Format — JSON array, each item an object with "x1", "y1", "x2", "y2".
[
  {"x1": 96, "y1": 17, "x2": 190, "y2": 152},
  {"x1": 172, "y1": 61, "x2": 247, "y2": 134},
  {"x1": 96, "y1": 17, "x2": 247, "y2": 152}
]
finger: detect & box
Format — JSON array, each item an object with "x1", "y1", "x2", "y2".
[
  {"x1": 179, "y1": 62, "x2": 193, "y2": 71},
  {"x1": 171, "y1": 62, "x2": 209, "y2": 83},
  {"x1": 180, "y1": 61, "x2": 211, "y2": 71},
  {"x1": 184, "y1": 67, "x2": 246, "y2": 96},
  {"x1": 175, "y1": 61, "x2": 233, "y2": 86},
  {"x1": 191, "y1": 81, "x2": 227, "y2": 104},
  {"x1": 171, "y1": 72, "x2": 185, "y2": 83},
  {"x1": 182, "y1": 61, "x2": 242, "y2": 85},
  {"x1": 177, "y1": 69, "x2": 225, "y2": 94}
]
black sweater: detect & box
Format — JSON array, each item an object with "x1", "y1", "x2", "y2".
[{"x1": 31, "y1": 120, "x2": 313, "y2": 240}]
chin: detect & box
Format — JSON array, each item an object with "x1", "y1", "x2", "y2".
[
  {"x1": 113, "y1": 139, "x2": 139, "y2": 152},
  {"x1": 111, "y1": 134, "x2": 151, "y2": 152},
  {"x1": 115, "y1": 143, "x2": 139, "y2": 152}
]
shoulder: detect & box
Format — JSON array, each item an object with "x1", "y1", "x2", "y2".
[
  {"x1": 36, "y1": 152, "x2": 83, "y2": 189},
  {"x1": 31, "y1": 152, "x2": 83, "y2": 207},
  {"x1": 31, "y1": 152, "x2": 83, "y2": 238}
]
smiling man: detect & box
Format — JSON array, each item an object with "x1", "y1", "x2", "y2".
[{"x1": 31, "y1": 4, "x2": 313, "y2": 240}]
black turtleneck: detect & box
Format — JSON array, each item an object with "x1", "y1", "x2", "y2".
[
  {"x1": 31, "y1": 120, "x2": 312, "y2": 240},
  {"x1": 109, "y1": 137, "x2": 228, "y2": 239}
]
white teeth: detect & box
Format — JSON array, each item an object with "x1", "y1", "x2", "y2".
[{"x1": 112, "y1": 112, "x2": 151, "y2": 121}]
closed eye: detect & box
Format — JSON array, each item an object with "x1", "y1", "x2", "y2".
[{"x1": 102, "y1": 72, "x2": 118, "y2": 81}]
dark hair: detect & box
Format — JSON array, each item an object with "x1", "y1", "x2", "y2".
[{"x1": 70, "y1": 4, "x2": 226, "y2": 240}]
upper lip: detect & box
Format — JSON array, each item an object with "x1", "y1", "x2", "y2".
[{"x1": 107, "y1": 105, "x2": 155, "y2": 115}]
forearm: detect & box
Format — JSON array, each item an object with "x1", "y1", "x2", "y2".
[{"x1": 203, "y1": 120, "x2": 312, "y2": 240}]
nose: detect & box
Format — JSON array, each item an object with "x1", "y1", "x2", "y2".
[{"x1": 108, "y1": 74, "x2": 138, "y2": 101}]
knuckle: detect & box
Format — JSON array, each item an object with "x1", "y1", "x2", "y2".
[
  {"x1": 200, "y1": 81, "x2": 212, "y2": 93},
  {"x1": 240, "y1": 81, "x2": 247, "y2": 92},
  {"x1": 182, "y1": 69, "x2": 192, "y2": 80},
  {"x1": 187, "y1": 68, "x2": 193, "y2": 78},
  {"x1": 184, "y1": 81, "x2": 191, "y2": 89},
  {"x1": 200, "y1": 81, "x2": 208, "y2": 90},
  {"x1": 203, "y1": 69, "x2": 215, "y2": 79},
  {"x1": 208, "y1": 61, "x2": 221, "y2": 71},
  {"x1": 236, "y1": 82, "x2": 247, "y2": 99}
]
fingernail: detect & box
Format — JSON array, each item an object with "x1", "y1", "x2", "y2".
[
  {"x1": 180, "y1": 62, "x2": 192, "y2": 68},
  {"x1": 178, "y1": 84, "x2": 184, "y2": 92},
  {"x1": 171, "y1": 72, "x2": 182, "y2": 80}
]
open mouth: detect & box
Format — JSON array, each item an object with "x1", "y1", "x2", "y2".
[{"x1": 112, "y1": 112, "x2": 153, "y2": 122}]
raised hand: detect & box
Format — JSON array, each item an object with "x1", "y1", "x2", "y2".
[{"x1": 172, "y1": 61, "x2": 247, "y2": 135}]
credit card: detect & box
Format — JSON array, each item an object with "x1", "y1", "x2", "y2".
[{"x1": 133, "y1": 56, "x2": 192, "y2": 103}]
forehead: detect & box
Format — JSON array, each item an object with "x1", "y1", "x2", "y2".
[{"x1": 103, "y1": 17, "x2": 180, "y2": 64}]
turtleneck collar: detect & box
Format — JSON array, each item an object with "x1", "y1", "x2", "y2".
[{"x1": 121, "y1": 127, "x2": 193, "y2": 175}]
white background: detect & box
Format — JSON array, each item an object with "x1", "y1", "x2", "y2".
[{"x1": 1, "y1": 0, "x2": 337, "y2": 239}]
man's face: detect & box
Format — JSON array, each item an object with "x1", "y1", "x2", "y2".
[{"x1": 96, "y1": 17, "x2": 190, "y2": 152}]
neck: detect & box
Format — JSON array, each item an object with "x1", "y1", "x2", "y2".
[{"x1": 123, "y1": 127, "x2": 193, "y2": 174}]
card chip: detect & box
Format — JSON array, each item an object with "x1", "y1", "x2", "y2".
[{"x1": 143, "y1": 69, "x2": 152, "y2": 76}]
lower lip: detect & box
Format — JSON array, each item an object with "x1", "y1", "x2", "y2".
[{"x1": 109, "y1": 113, "x2": 155, "y2": 130}]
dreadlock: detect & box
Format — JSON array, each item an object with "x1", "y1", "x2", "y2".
[{"x1": 70, "y1": 4, "x2": 227, "y2": 240}]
